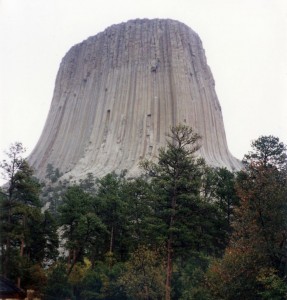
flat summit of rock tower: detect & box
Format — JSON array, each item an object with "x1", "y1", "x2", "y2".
[{"x1": 29, "y1": 19, "x2": 241, "y2": 180}]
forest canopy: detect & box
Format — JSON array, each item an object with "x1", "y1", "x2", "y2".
[{"x1": 0, "y1": 127, "x2": 286, "y2": 300}]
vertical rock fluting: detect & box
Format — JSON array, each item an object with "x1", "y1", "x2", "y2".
[{"x1": 29, "y1": 19, "x2": 241, "y2": 180}]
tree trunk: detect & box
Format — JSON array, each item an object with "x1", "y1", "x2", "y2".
[
  {"x1": 4, "y1": 238, "x2": 10, "y2": 277},
  {"x1": 67, "y1": 250, "x2": 72, "y2": 270},
  {"x1": 67, "y1": 249, "x2": 78, "y2": 275},
  {"x1": 17, "y1": 238, "x2": 25, "y2": 288},
  {"x1": 4, "y1": 193, "x2": 13, "y2": 277},
  {"x1": 165, "y1": 236, "x2": 172, "y2": 300},
  {"x1": 109, "y1": 226, "x2": 114, "y2": 253},
  {"x1": 17, "y1": 277, "x2": 21, "y2": 289},
  {"x1": 165, "y1": 193, "x2": 176, "y2": 300}
]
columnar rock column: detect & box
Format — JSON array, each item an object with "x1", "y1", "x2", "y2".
[{"x1": 29, "y1": 19, "x2": 241, "y2": 181}]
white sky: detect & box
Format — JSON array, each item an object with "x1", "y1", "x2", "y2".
[{"x1": 1, "y1": 0, "x2": 287, "y2": 179}]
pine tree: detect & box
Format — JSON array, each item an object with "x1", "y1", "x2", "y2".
[
  {"x1": 206, "y1": 136, "x2": 287, "y2": 299},
  {"x1": 140, "y1": 124, "x2": 206, "y2": 300},
  {"x1": 121, "y1": 177, "x2": 158, "y2": 251},
  {"x1": 94, "y1": 173, "x2": 128, "y2": 261},
  {"x1": 58, "y1": 186, "x2": 107, "y2": 274},
  {"x1": 0, "y1": 142, "x2": 58, "y2": 291}
]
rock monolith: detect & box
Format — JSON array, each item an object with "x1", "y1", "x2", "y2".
[{"x1": 29, "y1": 19, "x2": 241, "y2": 181}]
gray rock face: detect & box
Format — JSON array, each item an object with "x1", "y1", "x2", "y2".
[{"x1": 29, "y1": 19, "x2": 241, "y2": 181}]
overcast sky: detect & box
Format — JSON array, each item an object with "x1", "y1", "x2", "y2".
[{"x1": 1, "y1": 0, "x2": 287, "y2": 179}]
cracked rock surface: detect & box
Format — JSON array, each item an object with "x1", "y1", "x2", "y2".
[{"x1": 29, "y1": 19, "x2": 241, "y2": 181}]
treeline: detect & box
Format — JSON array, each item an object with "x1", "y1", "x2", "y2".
[{"x1": 0, "y1": 125, "x2": 286, "y2": 299}]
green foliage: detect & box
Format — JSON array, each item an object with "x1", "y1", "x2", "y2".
[
  {"x1": 0, "y1": 142, "x2": 26, "y2": 183},
  {"x1": 243, "y1": 135, "x2": 287, "y2": 170},
  {"x1": 44, "y1": 262, "x2": 73, "y2": 300},
  {"x1": 41, "y1": 179, "x2": 69, "y2": 216},
  {"x1": 0, "y1": 142, "x2": 59, "y2": 291},
  {"x1": 200, "y1": 166, "x2": 240, "y2": 254},
  {"x1": 59, "y1": 186, "x2": 107, "y2": 270},
  {"x1": 140, "y1": 124, "x2": 205, "y2": 254},
  {"x1": 119, "y1": 245, "x2": 165, "y2": 300},
  {"x1": 4, "y1": 134, "x2": 286, "y2": 299},
  {"x1": 206, "y1": 135, "x2": 287, "y2": 299},
  {"x1": 141, "y1": 124, "x2": 216, "y2": 299},
  {"x1": 206, "y1": 250, "x2": 259, "y2": 299},
  {"x1": 237, "y1": 136, "x2": 287, "y2": 276},
  {"x1": 94, "y1": 173, "x2": 128, "y2": 259},
  {"x1": 257, "y1": 268, "x2": 287, "y2": 300},
  {"x1": 173, "y1": 254, "x2": 212, "y2": 300},
  {"x1": 212, "y1": 168, "x2": 239, "y2": 225},
  {"x1": 79, "y1": 172, "x2": 97, "y2": 194},
  {"x1": 80, "y1": 261, "x2": 126, "y2": 300},
  {"x1": 121, "y1": 177, "x2": 157, "y2": 250},
  {"x1": 42, "y1": 163, "x2": 71, "y2": 216},
  {"x1": 45, "y1": 163, "x2": 63, "y2": 183}
]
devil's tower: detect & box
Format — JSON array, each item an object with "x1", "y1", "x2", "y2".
[{"x1": 29, "y1": 19, "x2": 241, "y2": 180}]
